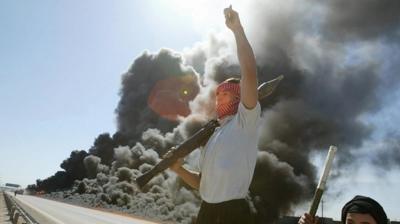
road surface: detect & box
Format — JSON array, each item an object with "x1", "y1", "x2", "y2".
[{"x1": 14, "y1": 194, "x2": 162, "y2": 224}]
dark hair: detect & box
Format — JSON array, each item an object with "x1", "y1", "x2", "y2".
[{"x1": 341, "y1": 195, "x2": 388, "y2": 224}]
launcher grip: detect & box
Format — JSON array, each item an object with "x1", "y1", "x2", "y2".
[{"x1": 136, "y1": 120, "x2": 219, "y2": 188}]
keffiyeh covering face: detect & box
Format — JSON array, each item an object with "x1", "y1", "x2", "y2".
[
  {"x1": 341, "y1": 195, "x2": 388, "y2": 224},
  {"x1": 216, "y1": 82, "x2": 241, "y2": 120}
]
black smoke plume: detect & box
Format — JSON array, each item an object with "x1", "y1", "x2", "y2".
[
  {"x1": 372, "y1": 135, "x2": 400, "y2": 171},
  {"x1": 34, "y1": 150, "x2": 89, "y2": 192},
  {"x1": 88, "y1": 132, "x2": 129, "y2": 166},
  {"x1": 115, "y1": 49, "x2": 200, "y2": 142}
]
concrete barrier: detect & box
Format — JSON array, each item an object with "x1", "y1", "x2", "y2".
[{"x1": 2, "y1": 193, "x2": 37, "y2": 224}]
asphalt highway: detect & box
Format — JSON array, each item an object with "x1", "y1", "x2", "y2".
[{"x1": 14, "y1": 194, "x2": 161, "y2": 224}]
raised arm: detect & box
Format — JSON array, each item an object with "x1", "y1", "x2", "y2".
[{"x1": 224, "y1": 6, "x2": 258, "y2": 109}]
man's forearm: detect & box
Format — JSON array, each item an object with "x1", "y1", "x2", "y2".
[
  {"x1": 234, "y1": 27, "x2": 257, "y2": 80},
  {"x1": 173, "y1": 166, "x2": 200, "y2": 190},
  {"x1": 233, "y1": 26, "x2": 258, "y2": 108}
]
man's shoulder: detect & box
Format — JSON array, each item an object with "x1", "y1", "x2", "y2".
[{"x1": 237, "y1": 101, "x2": 261, "y2": 117}]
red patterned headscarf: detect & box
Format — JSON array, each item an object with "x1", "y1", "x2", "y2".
[{"x1": 216, "y1": 81, "x2": 241, "y2": 120}]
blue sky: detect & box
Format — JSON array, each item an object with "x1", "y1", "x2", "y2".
[
  {"x1": 0, "y1": 0, "x2": 207, "y2": 185},
  {"x1": 1, "y1": 0, "x2": 399, "y2": 221}
]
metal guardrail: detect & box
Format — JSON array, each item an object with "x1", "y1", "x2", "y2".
[{"x1": 3, "y1": 192, "x2": 40, "y2": 224}]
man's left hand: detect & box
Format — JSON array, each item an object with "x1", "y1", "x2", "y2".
[{"x1": 224, "y1": 5, "x2": 242, "y2": 31}]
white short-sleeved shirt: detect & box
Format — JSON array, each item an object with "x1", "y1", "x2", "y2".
[{"x1": 199, "y1": 102, "x2": 261, "y2": 203}]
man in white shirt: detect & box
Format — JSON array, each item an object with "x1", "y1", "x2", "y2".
[{"x1": 169, "y1": 6, "x2": 260, "y2": 224}]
